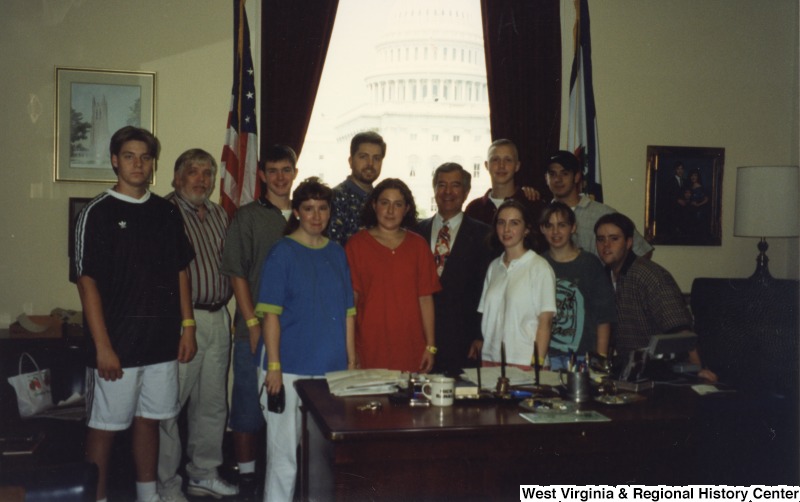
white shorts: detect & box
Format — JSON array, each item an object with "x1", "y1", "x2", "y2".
[{"x1": 86, "y1": 360, "x2": 180, "y2": 431}]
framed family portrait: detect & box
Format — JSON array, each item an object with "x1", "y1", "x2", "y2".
[
  {"x1": 645, "y1": 145, "x2": 724, "y2": 246},
  {"x1": 54, "y1": 67, "x2": 156, "y2": 183}
]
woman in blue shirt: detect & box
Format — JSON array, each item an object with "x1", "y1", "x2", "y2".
[{"x1": 255, "y1": 177, "x2": 356, "y2": 502}]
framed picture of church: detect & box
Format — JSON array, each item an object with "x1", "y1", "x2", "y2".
[
  {"x1": 644, "y1": 145, "x2": 724, "y2": 246},
  {"x1": 54, "y1": 67, "x2": 156, "y2": 183}
]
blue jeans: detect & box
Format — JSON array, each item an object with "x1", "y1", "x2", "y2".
[{"x1": 228, "y1": 338, "x2": 265, "y2": 433}]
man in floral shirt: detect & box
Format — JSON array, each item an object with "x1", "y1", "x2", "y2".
[{"x1": 329, "y1": 131, "x2": 386, "y2": 246}]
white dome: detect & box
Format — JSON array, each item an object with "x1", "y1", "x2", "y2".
[
  {"x1": 384, "y1": 0, "x2": 482, "y2": 36},
  {"x1": 364, "y1": 0, "x2": 487, "y2": 105}
]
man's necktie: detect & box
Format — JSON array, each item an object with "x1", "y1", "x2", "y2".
[{"x1": 434, "y1": 222, "x2": 450, "y2": 276}]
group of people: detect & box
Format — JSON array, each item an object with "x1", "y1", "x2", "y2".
[{"x1": 73, "y1": 127, "x2": 717, "y2": 502}]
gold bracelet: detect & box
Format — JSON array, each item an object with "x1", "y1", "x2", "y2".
[
  {"x1": 426, "y1": 345, "x2": 437, "y2": 355},
  {"x1": 246, "y1": 318, "x2": 259, "y2": 328},
  {"x1": 267, "y1": 362, "x2": 281, "y2": 371},
  {"x1": 181, "y1": 319, "x2": 196, "y2": 328}
]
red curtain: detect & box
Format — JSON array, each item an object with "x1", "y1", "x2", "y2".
[
  {"x1": 260, "y1": 0, "x2": 339, "y2": 156},
  {"x1": 481, "y1": 0, "x2": 562, "y2": 196}
]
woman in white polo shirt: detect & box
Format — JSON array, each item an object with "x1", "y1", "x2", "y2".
[{"x1": 478, "y1": 199, "x2": 556, "y2": 369}]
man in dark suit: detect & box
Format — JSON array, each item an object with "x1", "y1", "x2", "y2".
[{"x1": 415, "y1": 163, "x2": 492, "y2": 375}]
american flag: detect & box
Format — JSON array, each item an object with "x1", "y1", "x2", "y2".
[
  {"x1": 567, "y1": 0, "x2": 603, "y2": 202},
  {"x1": 220, "y1": 0, "x2": 259, "y2": 218}
]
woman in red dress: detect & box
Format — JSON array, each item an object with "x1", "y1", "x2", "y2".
[{"x1": 345, "y1": 178, "x2": 441, "y2": 373}]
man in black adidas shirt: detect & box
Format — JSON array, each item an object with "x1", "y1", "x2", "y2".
[{"x1": 73, "y1": 126, "x2": 196, "y2": 502}]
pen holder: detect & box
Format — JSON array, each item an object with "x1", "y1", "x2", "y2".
[
  {"x1": 495, "y1": 376, "x2": 510, "y2": 396},
  {"x1": 560, "y1": 371, "x2": 592, "y2": 403}
]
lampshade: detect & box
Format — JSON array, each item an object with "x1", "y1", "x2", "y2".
[{"x1": 734, "y1": 165, "x2": 799, "y2": 238}]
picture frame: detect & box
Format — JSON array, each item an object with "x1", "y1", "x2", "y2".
[
  {"x1": 54, "y1": 67, "x2": 156, "y2": 183},
  {"x1": 645, "y1": 145, "x2": 724, "y2": 246}
]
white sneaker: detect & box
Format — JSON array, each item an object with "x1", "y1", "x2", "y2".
[{"x1": 187, "y1": 477, "x2": 240, "y2": 499}]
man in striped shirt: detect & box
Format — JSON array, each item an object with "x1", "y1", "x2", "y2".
[{"x1": 158, "y1": 149, "x2": 238, "y2": 500}]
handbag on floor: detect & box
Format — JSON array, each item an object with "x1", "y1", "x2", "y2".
[{"x1": 7, "y1": 352, "x2": 54, "y2": 418}]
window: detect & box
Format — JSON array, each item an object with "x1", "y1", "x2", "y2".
[
  {"x1": 409, "y1": 155, "x2": 419, "y2": 177},
  {"x1": 300, "y1": 0, "x2": 491, "y2": 219}
]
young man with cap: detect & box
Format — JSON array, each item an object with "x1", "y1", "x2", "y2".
[{"x1": 546, "y1": 150, "x2": 653, "y2": 259}]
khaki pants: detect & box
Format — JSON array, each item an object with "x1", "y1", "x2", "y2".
[{"x1": 158, "y1": 307, "x2": 231, "y2": 494}]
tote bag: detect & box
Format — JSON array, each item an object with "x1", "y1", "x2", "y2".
[{"x1": 7, "y1": 352, "x2": 54, "y2": 418}]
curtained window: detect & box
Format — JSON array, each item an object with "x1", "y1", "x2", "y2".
[{"x1": 259, "y1": 0, "x2": 560, "y2": 194}]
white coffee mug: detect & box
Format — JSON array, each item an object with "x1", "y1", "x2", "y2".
[{"x1": 422, "y1": 376, "x2": 455, "y2": 406}]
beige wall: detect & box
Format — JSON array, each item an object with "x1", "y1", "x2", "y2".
[
  {"x1": 561, "y1": 0, "x2": 799, "y2": 291},
  {"x1": 0, "y1": 1, "x2": 231, "y2": 327},
  {"x1": 0, "y1": 0, "x2": 797, "y2": 326},
  {"x1": 589, "y1": 0, "x2": 800, "y2": 291}
]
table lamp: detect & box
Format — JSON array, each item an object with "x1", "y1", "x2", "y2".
[{"x1": 733, "y1": 165, "x2": 799, "y2": 284}]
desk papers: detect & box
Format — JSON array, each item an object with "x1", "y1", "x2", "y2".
[
  {"x1": 519, "y1": 410, "x2": 611, "y2": 424},
  {"x1": 326, "y1": 369, "x2": 407, "y2": 396},
  {"x1": 691, "y1": 384, "x2": 736, "y2": 395}
]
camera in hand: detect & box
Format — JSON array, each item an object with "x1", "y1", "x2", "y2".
[{"x1": 268, "y1": 385, "x2": 285, "y2": 413}]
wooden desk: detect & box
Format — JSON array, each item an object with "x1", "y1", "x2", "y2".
[{"x1": 296, "y1": 380, "x2": 698, "y2": 501}]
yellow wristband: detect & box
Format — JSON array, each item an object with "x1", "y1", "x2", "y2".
[
  {"x1": 426, "y1": 345, "x2": 437, "y2": 355},
  {"x1": 267, "y1": 362, "x2": 281, "y2": 371},
  {"x1": 246, "y1": 318, "x2": 259, "y2": 328},
  {"x1": 531, "y1": 357, "x2": 545, "y2": 366},
  {"x1": 181, "y1": 319, "x2": 196, "y2": 328}
]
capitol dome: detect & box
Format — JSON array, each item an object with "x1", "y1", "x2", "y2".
[
  {"x1": 365, "y1": 0, "x2": 487, "y2": 106},
  {"x1": 301, "y1": 0, "x2": 493, "y2": 218}
]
